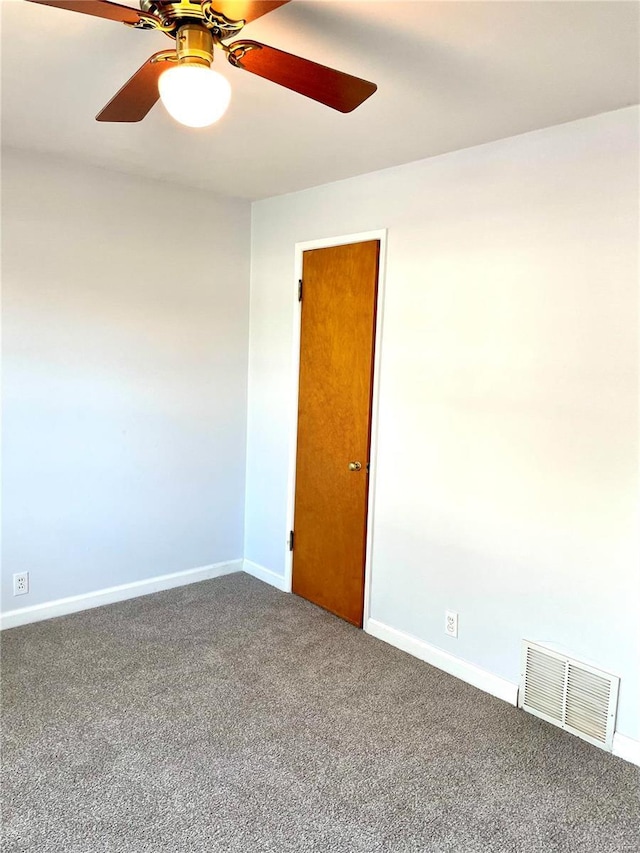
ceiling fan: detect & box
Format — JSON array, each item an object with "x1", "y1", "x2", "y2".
[{"x1": 24, "y1": 0, "x2": 377, "y2": 127}]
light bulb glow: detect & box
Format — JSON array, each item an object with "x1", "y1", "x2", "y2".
[{"x1": 158, "y1": 64, "x2": 231, "y2": 128}]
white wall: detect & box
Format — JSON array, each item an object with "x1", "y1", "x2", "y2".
[
  {"x1": 246, "y1": 107, "x2": 640, "y2": 740},
  {"x1": 2, "y1": 150, "x2": 251, "y2": 610}
]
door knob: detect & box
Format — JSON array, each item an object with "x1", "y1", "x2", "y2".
[{"x1": 348, "y1": 461, "x2": 362, "y2": 471}]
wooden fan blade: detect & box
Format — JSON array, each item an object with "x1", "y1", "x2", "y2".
[
  {"x1": 23, "y1": 0, "x2": 159, "y2": 27},
  {"x1": 228, "y1": 41, "x2": 376, "y2": 113},
  {"x1": 210, "y1": 2, "x2": 290, "y2": 25},
  {"x1": 96, "y1": 53, "x2": 175, "y2": 122}
]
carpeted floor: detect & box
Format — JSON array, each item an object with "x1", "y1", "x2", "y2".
[{"x1": 2, "y1": 572, "x2": 639, "y2": 853}]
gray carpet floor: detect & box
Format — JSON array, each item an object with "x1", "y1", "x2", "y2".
[{"x1": 2, "y1": 572, "x2": 639, "y2": 853}]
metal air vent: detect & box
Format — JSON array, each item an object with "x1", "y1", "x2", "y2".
[{"x1": 520, "y1": 641, "x2": 619, "y2": 751}]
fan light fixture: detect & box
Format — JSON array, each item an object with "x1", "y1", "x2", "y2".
[
  {"x1": 24, "y1": 1, "x2": 377, "y2": 125},
  {"x1": 158, "y1": 64, "x2": 231, "y2": 128}
]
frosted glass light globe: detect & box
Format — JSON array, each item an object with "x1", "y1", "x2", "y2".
[{"x1": 158, "y1": 64, "x2": 231, "y2": 128}]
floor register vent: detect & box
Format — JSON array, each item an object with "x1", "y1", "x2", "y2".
[{"x1": 519, "y1": 641, "x2": 619, "y2": 751}]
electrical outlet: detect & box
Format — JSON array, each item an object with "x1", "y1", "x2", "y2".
[
  {"x1": 445, "y1": 610, "x2": 458, "y2": 638},
  {"x1": 13, "y1": 572, "x2": 29, "y2": 596}
]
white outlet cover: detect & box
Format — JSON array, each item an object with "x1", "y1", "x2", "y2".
[
  {"x1": 13, "y1": 572, "x2": 29, "y2": 596},
  {"x1": 445, "y1": 610, "x2": 458, "y2": 638}
]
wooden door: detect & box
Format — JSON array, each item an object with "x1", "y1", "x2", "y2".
[{"x1": 292, "y1": 240, "x2": 379, "y2": 626}]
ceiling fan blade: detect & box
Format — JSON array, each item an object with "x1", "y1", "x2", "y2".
[
  {"x1": 227, "y1": 41, "x2": 376, "y2": 113},
  {"x1": 23, "y1": 0, "x2": 160, "y2": 27},
  {"x1": 210, "y1": 2, "x2": 291, "y2": 25},
  {"x1": 96, "y1": 52, "x2": 175, "y2": 122}
]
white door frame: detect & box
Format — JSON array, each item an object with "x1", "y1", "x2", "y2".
[{"x1": 283, "y1": 229, "x2": 388, "y2": 631}]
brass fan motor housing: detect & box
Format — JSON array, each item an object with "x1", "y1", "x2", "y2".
[
  {"x1": 176, "y1": 23, "x2": 214, "y2": 65},
  {"x1": 139, "y1": 0, "x2": 246, "y2": 41}
]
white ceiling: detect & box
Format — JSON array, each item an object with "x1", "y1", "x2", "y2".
[{"x1": 2, "y1": 0, "x2": 638, "y2": 200}]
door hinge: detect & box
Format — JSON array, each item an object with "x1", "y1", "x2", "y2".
[
  {"x1": 298, "y1": 279, "x2": 303, "y2": 302},
  {"x1": 289, "y1": 530, "x2": 294, "y2": 551}
]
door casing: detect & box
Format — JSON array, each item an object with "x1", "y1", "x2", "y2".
[{"x1": 284, "y1": 229, "x2": 388, "y2": 631}]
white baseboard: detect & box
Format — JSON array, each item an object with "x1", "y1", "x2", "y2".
[
  {"x1": 242, "y1": 559, "x2": 290, "y2": 592},
  {"x1": 0, "y1": 559, "x2": 242, "y2": 630},
  {"x1": 367, "y1": 618, "x2": 640, "y2": 767},
  {"x1": 366, "y1": 617, "x2": 519, "y2": 706},
  {"x1": 612, "y1": 733, "x2": 640, "y2": 767}
]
